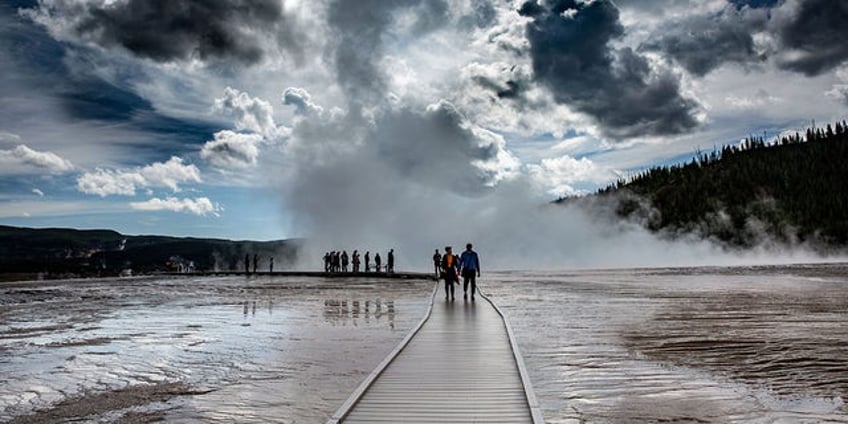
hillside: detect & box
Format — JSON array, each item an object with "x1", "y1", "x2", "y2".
[
  {"x1": 560, "y1": 120, "x2": 848, "y2": 249},
  {"x1": 0, "y1": 225, "x2": 302, "y2": 279}
]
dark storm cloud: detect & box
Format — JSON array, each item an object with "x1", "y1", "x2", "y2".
[
  {"x1": 326, "y1": 0, "x2": 449, "y2": 106},
  {"x1": 640, "y1": 6, "x2": 768, "y2": 77},
  {"x1": 518, "y1": 0, "x2": 699, "y2": 139},
  {"x1": 638, "y1": 0, "x2": 848, "y2": 78},
  {"x1": 774, "y1": 0, "x2": 848, "y2": 76},
  {"x1": 1, "y1": 4, "x2": 217, "y2": 159},
  {"x1": 62, "y1": 0, "x2": 295, "y2": 64},
  {"x1": 729, "y1": 0, "x2": 779, "y2": 9}
]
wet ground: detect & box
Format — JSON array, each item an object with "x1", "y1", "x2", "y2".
[
  {"x1": 0, "y1": 276, "x2": 432, "y2": 423},
  {"x1": 2, "y1": 265, "x2": 847, "y2": 423},
  {"x1": 485, "y1": 263, "x2": 848, "y2": 423}
]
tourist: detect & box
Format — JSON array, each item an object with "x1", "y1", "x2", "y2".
[
  {"x1": 375, "y1": 252, "x2": 382, "y2": 272},
  {"x1": 270, "y1": 257, "x2": 274, "y2": 273},
  {"x1": 387, "y1": 249, "x2": 394, "y2": 273},
  {"x1": 441, "y1": 246, "x2": 458, "y2": 300},
  {"x1": 365, "y1": 251, "x2": 371, "y2": 272},
  {"x1": 352, "y1": 250, "x2": 360, "y2": 272},
  {"x1": 460, "y1": 243, "x2": 481, "y2": 301},
  {"x1": 432, "y1": 249, "x2": 441, "y2": 278},
  {"x1": 341, "y1": 250, "x2": 349, "y2": 272}
]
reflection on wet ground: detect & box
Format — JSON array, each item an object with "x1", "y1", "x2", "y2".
[
  {"x1": 4, "y1": 265, "x2": 848, "y2": 423},
  {"x1": 0, "y1": 276, "x2": 432, "y2": 423},
  {"x1": 485, "y1": 263, "x2": 848, "y2": 423}
]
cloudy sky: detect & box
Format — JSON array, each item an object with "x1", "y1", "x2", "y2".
[{"x1": 1, "y1": 0, "x2": 846, "y2": 263}]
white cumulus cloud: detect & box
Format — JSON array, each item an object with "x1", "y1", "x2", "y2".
[
  {"x1": 130, "y1": 196, "x2": 222, "y2": 216},
  {"x1": 214, "y1": 87, "x2": 281, "y2": 139},
  {"x1": 0, "y1": 144, "x2": 74, "y2": 173},
  {"x1": 282, "y1": 87, "x2": 325, "y2": 116},
  {"x1": 200, "y1": 130, "x2": 264, "y2": 169},
  {"x1": 77, "y1": 156, "x2": 201, "y2": 197},
  {"x1": 527, "y1": 155, "x2": 617, "y2": 197}
]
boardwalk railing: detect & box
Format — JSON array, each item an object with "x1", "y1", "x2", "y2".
[{"x1": 327, "y1": 282, "x2": 543, "y2": 423}]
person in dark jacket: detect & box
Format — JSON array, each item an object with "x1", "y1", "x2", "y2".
[
  {"x1": 432, "y1": 249, "x2": 441, "y2": 278},
  {"x1": 365, "y1": 251, "x2": 371, "y2": 272},
  {"x1": 387, "y1": 249, "x2": 394, "y2": 273},
  {"x1": 374, "y1": 253, "x2": 382, "y2": 272},
  {"x1": 441, "y1": 246, "x2": 458, "y2": 300},
  {"x1": 459, "y1": 243, "x2": 481, "y2": 300},
  {"x1": 352, "y1": 250, "x2": 360, "y2": 272}
]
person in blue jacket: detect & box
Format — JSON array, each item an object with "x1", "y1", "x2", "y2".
[{"x1": 459, "y1": 243, "x2": 481, "y2": 300}]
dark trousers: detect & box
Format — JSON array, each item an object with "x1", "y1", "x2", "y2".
[
  {"x1": 462, "y1": 269, "x2": 477, "y2": 296},
  {"x1": 444, "y1": 279, "x2": 455, "y2": 299}
]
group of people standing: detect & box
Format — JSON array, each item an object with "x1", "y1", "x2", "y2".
[
  {"x1": 324, "y1": 249, "x2": 395, "y2": 273},
  {"x1": 433, "y1": 243, "x2": 481, "y2": 301},
  {"x1": 244, "y1": 254, "x2": 273, "y2": 274}
]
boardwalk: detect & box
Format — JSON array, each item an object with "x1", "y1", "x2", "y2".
[
  {"x1": 328, "y1": 284, "x2": 542, "y2": 423},
  {"x1": 163, "y1": 271, "x2": 435, "y2": 280}
]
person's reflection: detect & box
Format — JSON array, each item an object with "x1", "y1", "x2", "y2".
[
  {"x1": 322, "y1": 298, "x2": 398, "y2": 328},
  {"x1": 386, "y1": 300, "x2": 395, "y2": 330}
]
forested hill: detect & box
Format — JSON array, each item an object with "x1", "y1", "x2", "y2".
[
  {"x1": 0, "y1": 225, "x2": 301, "y2": 278},
  {"x1": 561, "y1": 120, "x2": 848, "y2": 249}
]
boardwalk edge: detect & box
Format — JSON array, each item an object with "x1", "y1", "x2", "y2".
[
  {"x1": 325, "y1": 282, "x2": 439, "y2": 424},
  {"x1": 480, "y1": 287, "x2": 546, "y2": 424}
]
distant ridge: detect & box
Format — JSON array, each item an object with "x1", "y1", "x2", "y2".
[
  {"x1": 559, "y1": 120, "x2": 848, "y2": 249},
  {"x1": 0, "y1": 225, "x2": 301, "y2": 279}
]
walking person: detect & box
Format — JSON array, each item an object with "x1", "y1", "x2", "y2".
[
  {"x1": 341, "y1": 251, "x2": 349, "y2": 272},
  {"x1": 374, "y1": 253, "x2": 382, "y2": 273},
  {"x1": 365, "y1": 251, "x2": 371, "y2": 272},
  {"x1": 441, "y1": 246, "x2": 458, "y2": 300},
  {"x1": 269, "y1": 257, "x2": 274, "y2": 273},
  {"x1": 324, "y1": 252, "x2": 331, "y2": 272},
  {"x1": 387, "y1": 249, "x2": 394, "y2": 273},
  {"x1": 460, "y1": 243, "x2": 481, "y2": 301},
  {"x1": 432, "y1": 249, "x2": 441, "y2": 278}
]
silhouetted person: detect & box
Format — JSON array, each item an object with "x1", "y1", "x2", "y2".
[
  {"x1": 333, "y1": 251, "x2": 341, "y2": 272},
  {"x1": 460, "y1": 243, "x2": 481, "y2": 300},
  {"x1": 269, "y1": 257, "x2": 274, "y2": 273},
  {"x1": 365, "y1": 251, "x2": 371, "y2": 272},
  {"x1": 432, "y1": 249, "x2": 441, "y2": 278},
  {"x1": 341, "y1": 251, "x2": 349, "y2": 272},
  {"x1": 441, "y1": 246, "x2": 458, "y2": 300},
  {"x1": 245, "y1": 254, "x2": 250, "y2": 274},
  {"x1": 253, "y1": 254, "x2": 258, "y2": 273},
  {"x1": 352, "y1": 250, "x2": 360, "y2": 272},
  {"x1": 324, "y1": 252, "x2": 331, "y2": 272},
  {"x1": 387, "y1": 249, "x2": 394, "y2": 273},
  {"x1": 375, "y1": 253, "x2": 382, "y2": 272}
]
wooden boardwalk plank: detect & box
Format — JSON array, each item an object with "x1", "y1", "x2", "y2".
[{"x1": 328, "y1": 283, "x2": 543, "y2": 423}]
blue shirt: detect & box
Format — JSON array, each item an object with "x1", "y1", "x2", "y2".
[{"x1": 459, "y1": 250, "x2": 480, "y2": 271}]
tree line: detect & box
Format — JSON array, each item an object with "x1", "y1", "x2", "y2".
[{"x1": 559, "y1": 120, "x2": 848, "y2": 249}]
